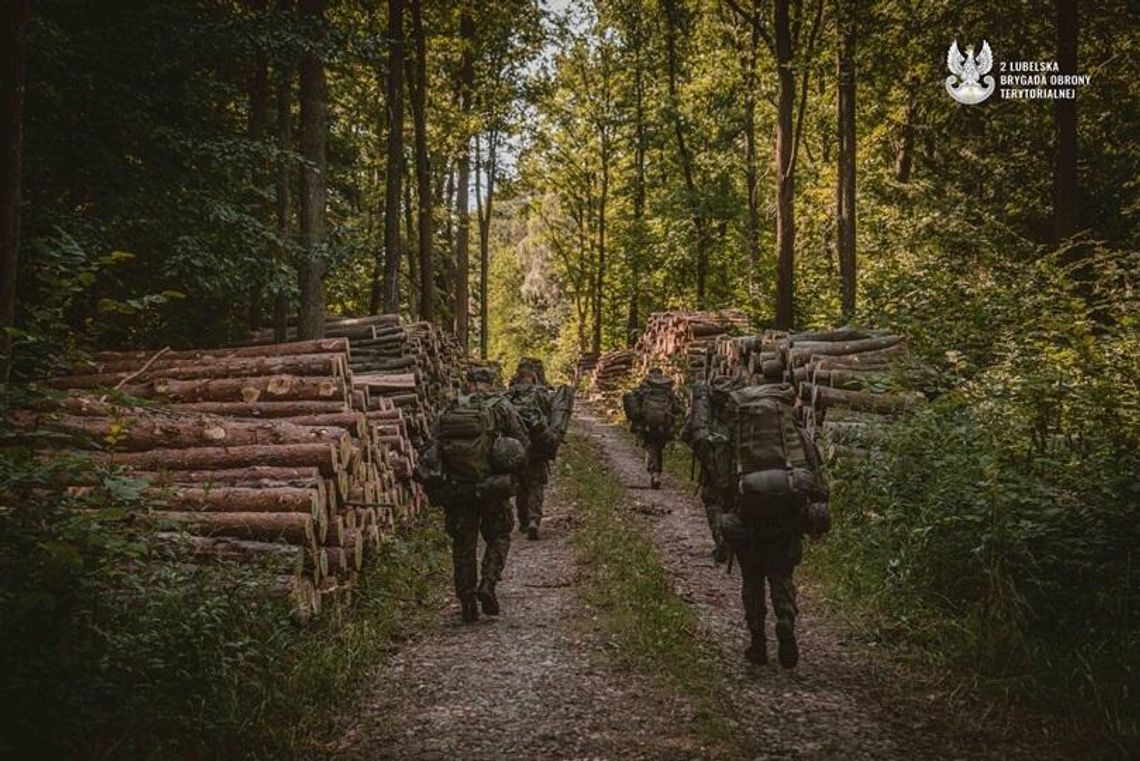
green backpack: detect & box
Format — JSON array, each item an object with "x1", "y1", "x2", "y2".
[
  {"x1": 509, "y1": 383, "x2": 560, "y2": 460},
  {"x1": 703, "y1": 383, "x2": 825, "y2": 520},
  {"x1": 437, "y1": 394, "x2": 499, "y2": 483},
  {"x1": 508, "y1": 383, "x2": 551, "y2": 433},
  {"x1": 640, "y1": 377, "x2": 676, "y2": 438}
]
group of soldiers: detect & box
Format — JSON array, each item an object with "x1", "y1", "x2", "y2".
[
  {"x1": 415, "y1": 359, "x2": 566, "y2": 624},
  {"x1": 625, "y1": 369, "x2": 830, "y2": 669},
  {"x1": 416, "y1": 355, "x2": 830, "y2": 670}
]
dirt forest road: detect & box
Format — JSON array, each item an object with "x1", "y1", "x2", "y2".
[{"x1": 339, "y1": 408, "x2": 1073, "y2": 761}]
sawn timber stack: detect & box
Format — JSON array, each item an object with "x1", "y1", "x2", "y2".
[{"x1": 22, "y1": 335, "x2": 441, "y2": 621}]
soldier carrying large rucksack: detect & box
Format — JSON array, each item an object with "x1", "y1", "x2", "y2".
[
  {"x1": 685, "y1": 379, "x2": 831, "y2": 668},
  {"x1": 623, "y1": 368, "x2": 684, "y2": 489},
  {"x1": 506, "y1": 359, "x2": 574, "y2": 540},
  {"x1": 414, "y1": 367, "x2": 530, "y2": 623}
]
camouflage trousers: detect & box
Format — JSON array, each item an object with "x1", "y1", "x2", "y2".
[
  {"x1": 736, "y1": 532, "x2": 802, "y2": 637},
  {"x1": 516, "y1": 461, "x2": 549, "y2": 527},
  {"x1": 700, "y1": 480, "x2": 723, "y2": 550},
  {"x1": 444, "y1": 499, "x2": 513, "y2": 600},
  {"x1": 642, "y1": 436, "x2": 666, "y2": 474}
]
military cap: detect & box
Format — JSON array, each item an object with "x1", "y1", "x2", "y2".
[{"x1": 467, "y1": 366, "x2": 496, "y2": 384}]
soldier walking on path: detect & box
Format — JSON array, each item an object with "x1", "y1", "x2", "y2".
[
  {"x1": 507, "y1": 359, "x2": 555, "y2": 540},
  {"x1": 685, "y1": 380, "x2": 830, "y2": 668},
  {"x1": 623, "y1": 368, "x2": 684, "y2": 489},
  {"x1": 415, "y1": 367, "x2": 530, "y2": 623}
]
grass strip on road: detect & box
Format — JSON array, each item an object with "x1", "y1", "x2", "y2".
[{"x1": 557, "y1": 428, "x2": 739, "y2": 750}]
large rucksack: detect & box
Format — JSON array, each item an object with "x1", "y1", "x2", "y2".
[
  {"x1": 508, "y1": 383, "x2": 558, "y2": 459},
  {"x1": 697, "y1": 383, "x2": 825, "y2": 520},
  {"x1": 640, "y1": 376, "x2": 676, "y2": 438},
  {"x1": 436, "y1": 394, "x2": 500, "y2": 483},
  {"x1": 507, "y1": 383, "x2": 551, "y2": 432}
]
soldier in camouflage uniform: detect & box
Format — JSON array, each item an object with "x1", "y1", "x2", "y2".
[
  {"x1": 685, "y1": 379, "x2": 828, "y2": 668},
  {"x1": 626, "y1": 368, "x2": 684, "y2": 489},
  {"x1": 508, "y1": 360, "x2": 552, "y2": 540},
  {"x1": 729, "y1": 499, "x2": 806, "y2": 667},
  {"x1": 443, "y1": 367, "x2": 530, "y2": 623}
]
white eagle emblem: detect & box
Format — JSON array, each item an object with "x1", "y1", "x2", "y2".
[{"x1": 945, "y1": 40, "x2": 995, "y2": 105}]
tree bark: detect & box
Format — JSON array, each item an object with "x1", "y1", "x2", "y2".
[
  {"x1": 51, "y1": 353, "x2": 346, "y2": 388},
  {"x1": 379, "y1": 0, "x2": 405, "y2": 314},
  {"x1": 149, "y1": 510, "x2": 319, "y2": 547},
  {"x1": 0, "y1": 0, "x2": 30, "y2": 398},
  {"x1": 408, "y1": 0, "x2": 434, "y2": 321},
  {"x1": 475, "y1": 131, "x2": 498, "y2": 359},
  {"x1": 662, "y1": 0, "x2": 707, "y2": 309},
  {"x1": 773, "y1": 0, "x2": 796, "y2": 329},
  {"x1": 136, "y1": 374, "x2": 348, "y2": 404},
  {"x1": 738, "y1": 1, "x2": 762, "y2": 301},
  {"x1": 246, "y1": 0, "x2": 271, "y2": 332},
  {"x1": 297, "y1": 0, "x2": 329, "y2": 340},
  {"x1": 274, "y1": 56, "x2": 293, "y2": 343},
  {"x1": 626, "y1": 31, "x2": 646, "y2": 347},
  {"x1": 1053, "y1": 0, "x2": 1078, "y2": 242},
  {"x1": 836, "y1": 8, "x2": 856, "y2": 319},
  {"x1": 91, "y1": 441, "x2": 341, "y2": 476},
  {"x1": 894, "y1": 80, "x2": 916, "y2": 183},
  {"x1": 453, "y1": 9, "x2": 475, "y2": 351}
]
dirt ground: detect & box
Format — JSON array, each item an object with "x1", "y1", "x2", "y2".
[{"x1": 338, "y1": 409, "x2": 1077, "y2": 761}]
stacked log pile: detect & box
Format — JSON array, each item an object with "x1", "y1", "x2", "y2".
[
  {"x1": 575, "y1": 354, "x2": 598, "y2": 385},
  {"x1": 18, "y1": 337, "x2": 436, "y2": 620},
  {"x1": 635, "y1": 309, "x2": 751, "y2": 386},
  {"x1": 589, "y1": 348, "x2": 636, "y2": 391},
  {"x1": 248, "y1": 316, "x2": 464, "y2": 446}
]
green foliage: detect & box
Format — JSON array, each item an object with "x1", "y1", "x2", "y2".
[
  {"x1": 0, "y1": 443, "x2": 451, "y2": 759},
  {"x1": 808, "y1": 267, "x2": 1140, "y2": 746}
]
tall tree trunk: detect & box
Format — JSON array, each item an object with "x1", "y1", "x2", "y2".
[
  {"x1": 297, "y1": 0, "x2": 329, "y2": 340},
  {"x1": 594, "y1": 157, "x2": 608, "y2": 357},
  {"x1": 408, "y1": 0, "x2": 434, "y2": 321},
  {"x1": 1053, "y1": 0, "x2": 1078, "y2": 242},
  {"x1": 741, "y1": 2, "x2": 762, "y2": 301},
  {"x1": 476, "y1": 131, "x2": 498, "y2": 360},
  {"x1": 273, "y1": 57, "x2": 293, "y2": 344},
  {"x1": 894, "y1": 79, "x2": 916, "y2": 183},
  {"x1": 662, "y1": 0, "x2": 707, "y2": 309},
  {"x1": 836, "y1": 7, "x2": 856, "y2": 319},
  {"x1": 626, "y1": 41, "x2": 645, "y2": 347},
  {"x1": 246, "y1": 9, "x2": 270, "y2": 332},
  {"x1": 453, "y1": 9, "x2": 475, "y2": 350},
  {"x1": 403, "y1": 152, "x2": 417, "y2": 317},
  {"x1": 0, "y1": 0, "x2": 30, "y2": 395},
  {"x1": 440, "y1": 166, "x2": 455, "y2": 327},
  {"x1": 377, "y1": 0, "x2": 405, "y2": 314},
  {"x1": 773, "y1": 0, "x2": 796, "y2": 330}
]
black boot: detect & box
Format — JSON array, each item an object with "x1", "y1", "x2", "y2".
[
  {"x1": 460, "y1": 595, "x2": 480, "y2": 623},
  {"x1": 526, "y1": 520, "x2": 539, "y2": 540},
  {"x1": 477, "y1": 586, "x2": 500, "y2": 616},
  {"x1": 745, "y1": 633, "x2": 768, "y2": 665},
  {"x1": 650, "y1": 473, "x2": 661, "y2": 489},
  {"x1": 776, "y1": 620, "x2": 799, "y2": 669},
  {"x1": 713, "y1": 543, "x2": 730, "y2": 564}
]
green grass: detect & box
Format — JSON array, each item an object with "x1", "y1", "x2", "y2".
[{"x1": 557, "y1": 430, "x2": 739, "y2": 750}]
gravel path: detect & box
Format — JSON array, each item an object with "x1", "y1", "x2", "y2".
[
  {"x1": 341, "y1": 409, "x2": 1076, "y2": 761},
  {"x1": 339, "y1": 438, "x2": 715, "y2": 760}
]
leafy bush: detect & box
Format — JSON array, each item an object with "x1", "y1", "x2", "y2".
[
  {"x1": 809, "y1": 245, "x2": 1140, "y2": 748},
  {"x1": 0, "y1": 446, "x2": 450, "y2": 760}
]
